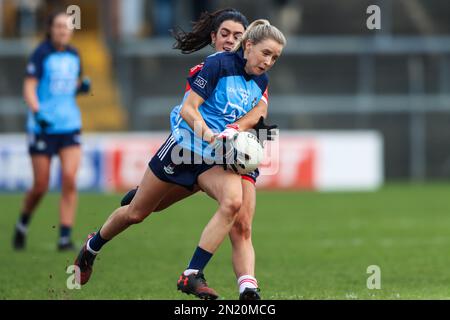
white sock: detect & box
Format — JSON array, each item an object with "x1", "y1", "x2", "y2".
[
  {"x1": 238, "y1": 275, "x2": 258, "y2": 294},
  {"x1": 183, "y1": 269, "x2": 199, "y2": 276},
  {"x1": 86, "y1": 238, "x2": 99, "y2": 255}
]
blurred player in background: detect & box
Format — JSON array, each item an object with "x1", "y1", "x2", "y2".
[
  {"x1": 120, "y1": 8, "x2": 278, "y2": 300},
  {"x1": 74, "y1": 17, "x2": 285, "y2": 300},
  {"x1": 13, "y1": 11, "x2": 90, "y2": 251}
]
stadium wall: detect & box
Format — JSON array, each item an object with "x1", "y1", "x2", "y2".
[{"x1": 0, "y1": 131, "x2": 383, "y2": 192}]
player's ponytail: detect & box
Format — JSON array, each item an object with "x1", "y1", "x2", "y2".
[
  {"x1": 172, "y1": 8, "x2": 248, "y2": 54},
  {"x1": 233, "y1": 19, "x2": 286, "y2": 52}
]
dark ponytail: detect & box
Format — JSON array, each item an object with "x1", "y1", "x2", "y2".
[{"x1": 172, "y1": 8, "x2": 248, "y2": 54}]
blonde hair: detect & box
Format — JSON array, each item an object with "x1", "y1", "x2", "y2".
[{"x1": 233, "y1": 19, "x2": 286, "y2": 52}]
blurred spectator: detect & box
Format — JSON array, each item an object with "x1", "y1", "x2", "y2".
[
  {"x1": 152, "y1": 0, "x2": 176, "y2": 36},
  {"x1": 0, "y1": 2, "x2": 3, "y2": 36},
  {"x1": 16, "y1": 0, "x2": 42, "y2": 37},
  {"x1": 272, "y1": 0, "x2": 301, "y2": 35},
  {"x1": 121, "y1": 0, "x2": 145, "y2": 38}
]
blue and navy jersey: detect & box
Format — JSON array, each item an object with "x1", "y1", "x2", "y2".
[
  {"x1": 170, "y1": 48, "x2": 269, "y2": 160},
  {"x1": 25, "y1": 40, "x2": 82, "y2": 134}
]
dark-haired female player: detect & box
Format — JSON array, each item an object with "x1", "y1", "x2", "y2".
[{"x1": 75, "y1": 16, "x2": 285, "y2": 301}]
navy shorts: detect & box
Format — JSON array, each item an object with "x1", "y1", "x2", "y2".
[
  {"x1": 242, "y1": 168, "x2": 260, "y2": 184},
  {"x1": 28, "y1": 130, "x2": 81, "y2": 156},
  {"x1": 149, "y1": 135, "x2": 216, "y2": 191}
]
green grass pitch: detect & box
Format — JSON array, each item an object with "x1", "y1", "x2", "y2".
[{"x1": 1, "y1": 183, "x2": 449, "y2": 300}]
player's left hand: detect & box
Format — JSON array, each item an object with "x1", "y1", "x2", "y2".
[
  {"x1": 77, "y1": 77, "x2": 91, "y2": 95},
  {"x1": 253, "y1": 116, "x2": 278, "y2": 144}
]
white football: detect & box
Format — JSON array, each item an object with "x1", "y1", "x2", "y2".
[{"x1": 229, "y1": 132, "x2": 264, "y2": 175}]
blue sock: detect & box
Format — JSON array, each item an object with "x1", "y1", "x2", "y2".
[
  {"x1": 19, "y1": 212, "x2": 31, "y2": 226},
  {"x1": 59, "y1": 225, "x2": 71, "y2": 243},
  {"x1": 88, "y1": 230, "x2": 109, "y2": 252},
  {"x1": 187, "y1": 246, "x2": 213, "y2": 271}
]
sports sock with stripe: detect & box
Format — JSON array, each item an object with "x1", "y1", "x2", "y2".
[{"x1": 237, "y1": 275, "x2": 258, "y2": 294}]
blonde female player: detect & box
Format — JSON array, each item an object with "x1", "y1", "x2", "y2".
[{"x1": 121, "y1": 8, "x2": 277, "y2": 300}]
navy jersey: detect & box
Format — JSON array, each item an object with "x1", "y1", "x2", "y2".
[
  {"x1": 170, "y1": 48, "x2": 269, "y2": 160},
  {"x1": 25, "y1": 40, "x2": 82, "y2": 134}
]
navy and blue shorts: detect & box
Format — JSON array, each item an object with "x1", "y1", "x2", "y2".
[
  {"x1": 28, "y1": 130, "x2": 81, "y2": 156},
  {"x1": 149, "y1": 135, "x2": 216, "y2": 191},
  {"x1": 149, "y1": 135, "x2": 260, "y2": 190}
]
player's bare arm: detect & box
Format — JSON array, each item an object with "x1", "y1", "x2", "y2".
[
  {"x1": 179, "y1": 90, "x2": 215, "y2": 143},
  {"x1": 234, "y1": 99, "x2": 268, "y2": 131},
  {"x1": 23, "y1": 77, "x2": 39, "y2": 113}
]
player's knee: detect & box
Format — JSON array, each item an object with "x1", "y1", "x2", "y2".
[
  {"x1": 125, "y1": 205, "x2": 151, "y2": 225},
  {"x1": 61, "y1": 173, "x2": 77, "y2": 191},
  {"x1": 126, "y1": 211, "x2": 147, "y2": 225},
  {"x1": 33, "y1": 180, "x2": 49, "y2": 196},
  {"x1": 220, "y1": 196, "x2": 242, "y2": 218}
]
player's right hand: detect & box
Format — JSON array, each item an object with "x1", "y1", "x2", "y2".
[
  {"x1": 33, "y1": 111, "x2": 52, "y2": 131},
  {"x1": 77, "y1": 77, "x2": 91, "y2": 95},
  {"x1": 216, "y1": 124, "x2": 239, "y2": 141},
  {"x1": 213, "y1": 124, "x2": 240, "y2": 172}
]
